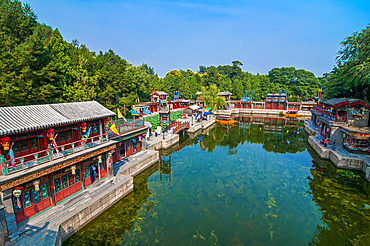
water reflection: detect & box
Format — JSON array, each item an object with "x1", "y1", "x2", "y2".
[
  {"x1": 63, "y1": 164, "x2": 159, "y2": 246},
  {"x1": 307, "y1": 147, "x2": 370, "y2": 246},
  {"x1": 64, "y1": 118, "x2": 370, "y2": 246},
  {"x1": 186, "y1": 116, "x2": 308, "y2": 155}
]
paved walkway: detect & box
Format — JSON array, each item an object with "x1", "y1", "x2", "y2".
[
  {"x1": 146, "y1": 132, "x2": 175, "y2": 149},
  {"x1": 8, "y1": 175, "x2": 127, "y2": 246},
  {"x1": 113, "y1": 150, "x2": 157, "y2": 176},
  {"x1": 8, "y1": 149, "x2": 160, "y2": 246}
]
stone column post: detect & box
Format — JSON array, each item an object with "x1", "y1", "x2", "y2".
[
  {"x1": 106, "y1": 151, "x2": 114, "y2": 178},
  {"x1": 142, "y1": 137, "x2": 147, "y2": 151}
]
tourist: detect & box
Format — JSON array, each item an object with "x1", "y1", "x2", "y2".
[
  {"x1": 324, "y1": 138, "x2": 328, "y2": 147},
  {"x1": 320, "y1": 138, "x2": 324, "y2": 146},
  {"x1": 332, "y1": 140, "x2": 336, "y2": 151},
  {"x1": 91, "y1": 165, "x2": 96, "y2": 183}
]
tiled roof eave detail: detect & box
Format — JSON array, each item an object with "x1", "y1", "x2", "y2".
[{"x1": 0, "y1": 101, "x2": 116, "y2": 136}]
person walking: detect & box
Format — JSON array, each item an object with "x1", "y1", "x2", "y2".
[
  {"x1": 324, "y1": 138, "x2": 328, "y2": 147},
  {"x1": 332, "y1": 140, "x2": 336, "y2": 151}
]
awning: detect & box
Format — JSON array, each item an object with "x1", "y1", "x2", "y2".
[
  {"x1": 189, "y1": 105, "x2": 200, "y2": 110},
  {"x1": 144, "y1": 121, "x2": 152, "y2": 128}
]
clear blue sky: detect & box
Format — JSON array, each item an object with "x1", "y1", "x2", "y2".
[{"x1": 27, "y1": 0, "x2": 369, "y2": 77}]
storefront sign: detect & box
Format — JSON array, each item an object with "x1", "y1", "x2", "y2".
[
  {"x1": 71, "y1": 165, "x2": 76, "y2": 175},
  {"x1": 33, "y1": 180, "x2": 40, "y2": 191}
]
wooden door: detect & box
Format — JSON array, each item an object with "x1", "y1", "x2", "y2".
[
  {"x1": 13, "y1": 180, "x2": 51, "y2": 224},
  {"x1": 53, "y1": 166, "x2": 82, "y2": 204},
  {"x1": 84, "y1": 164, "x2": 91, "y2": 188}
]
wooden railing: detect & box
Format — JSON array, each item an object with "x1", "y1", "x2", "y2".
[
  {"x1": 171, "y1": 121, "x2": 190, "y2": 134},
  {"x1": 314, "y1": 107, "x2": 325, "y2": 115},
  {"x1": 0, "y1": 134, "x2": 109, "y2": 176},
  {"x1": 107, "y1": 119, "x2": 145, "y2": 138}
]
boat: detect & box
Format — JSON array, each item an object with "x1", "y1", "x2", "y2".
[
  {"x1": 215, "y1": 115, "x2": 237, "y2": 125},
  {"x1": 282, "y1": 111, "x2": 301, "y2": 118}
]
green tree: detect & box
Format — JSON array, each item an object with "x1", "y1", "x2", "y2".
[
  {"x1": 334, "y1": 25, "x2": 370, "y2": 100},
  {"x1": 268, "y1": 67, "x2": 320, "y2": 101},
  {"x1": 201, "y1": 84, "x2": 226, "y2": 110}
]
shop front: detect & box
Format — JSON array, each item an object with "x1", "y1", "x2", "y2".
[
  {"x1": 8, "y1": 146, "x2": 113, "y2": 225},
  {"x1": 115, "y1": 130, "x2": 147, "y2": 160},
  {"x1": 82, "y1": 154, "x2": 107, "y2": 188},
  {"x1": 12, "y1": 176, "x2": 51, "y2": 224},
  {"x1": 342, "y1": 129, "x2": 370, "y2": 155},
  {"x1": 52, "y1": 164, "x2": 83, "y2": 204}
]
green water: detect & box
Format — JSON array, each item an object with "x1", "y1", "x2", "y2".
[{"x1": 64, "y1": 120, "x2": 370, "y2": 246}]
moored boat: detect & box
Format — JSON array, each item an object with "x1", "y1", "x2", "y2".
[
  {"x1": 282, "y1": 111, "x2": 301, "y2": 118},
  {"x1": 215, "y1": 115, "x2": 237, "y2": 125}
]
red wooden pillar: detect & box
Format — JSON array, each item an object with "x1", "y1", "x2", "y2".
[
  {"x1": 81, "y1": 163, "x2": 86, "y2": 190},
  {"x1": 43, "y1": 130, "x2": 48, "y2": 156},
  {"x1": 48, "y1": 173, "x2": 56, "y2": 207},
  {"x1": 115, "y1": 145, "x2": 119, "y2": 161},
  {"x1": 129, "y1": 140, "x2": 132, "y2": 156}
]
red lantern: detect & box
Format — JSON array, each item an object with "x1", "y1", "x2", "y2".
[
  {"x1": 104, "y1": 118, "x2": 110, "y2": 128},
  {"x1": 0, "y1": 136, "x2": 10, "y2": 151},
  {"x1": 81, "y1": 122, "x2": 87, "y2": 133},
  {"x1": 46, "y1": 129, "x2": 55, "y2": 141}
]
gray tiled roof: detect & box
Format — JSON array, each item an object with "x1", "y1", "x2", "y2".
[
  {"x1": 323, "y1": 98, "x2": 370, "y2": 107},
  {"x1": 155, "y1": 91, "x2": 168, "y2": 96},
  {"x1": 0, "y1": 101, "x2": 115, "y2": 136},
  {"x1": 267, "y1": 93, "x2": 286, "y2": 97}
]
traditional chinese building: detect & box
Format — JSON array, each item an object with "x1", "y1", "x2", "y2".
[
  {"x1": 265, "y1": 93, "x2": 287, "y2": 110},
  {"x1": 0, "y1": 102, "x2": 119, "y2": 234},
  {"x1": 311, "y1": 98, "x2": 370, "y2": 153},
  {"x1": 149, "y1": 90, "x2": 169, "y2": 113},
  {"x1": 109, "y1": 118, "x2": 148, "y2": 162},
  {"x1": 218, "y1": 91, "x2": 232, "y2": 102}
]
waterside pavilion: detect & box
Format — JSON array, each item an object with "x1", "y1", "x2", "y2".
[{"x1": 0, "y1": 101, "x2": 148, "y2": 241}]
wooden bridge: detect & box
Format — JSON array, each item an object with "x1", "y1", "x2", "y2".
[{"x1": 171, "y1": 121, "x2": 190, "y2": 134}]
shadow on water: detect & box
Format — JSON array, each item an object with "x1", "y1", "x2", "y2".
[
  {"x1": 306, "y1": 147, "x2": 370, "y2": 246},
  {"x1": 64, "y1": 117, "x2": 370, "y2": 246},
  {"x1": 63, "y1": 163, "x2": 159, "y2": 246}
]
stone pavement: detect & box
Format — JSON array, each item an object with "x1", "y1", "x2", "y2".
[
  {"x1": 114, "y1": 150, "x2": 158, "y2": 176},
  {"x1": 7, "y1": 149, "x2": 162, "y2": 246},
  {"x1": 8, "y1": 175, "x2": 132, "y2": 246},
  {"x1": 146, "y1": 132, "x2": 179, "y2": 151}
]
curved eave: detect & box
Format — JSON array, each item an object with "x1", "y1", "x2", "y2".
[{"x1": 0, "y1": 114, "x2": 115, "y2": 137}]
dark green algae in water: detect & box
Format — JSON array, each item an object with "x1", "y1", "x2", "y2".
[{"x1": 64, "y1": 122, "x2": 370, "y2": 246}]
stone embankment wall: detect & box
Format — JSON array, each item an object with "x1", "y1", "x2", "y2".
[
  {"x1": 304, "y1": 123, "x2": 318, "y2": 136},
  {"x1": 147, "y1": 134, "x2": 179, "y2": 151},
  {"x1": 119, "y1": 151, "x2": 160, "y2": 177},
  {"x1": 59, "y1": 176, "x2": 133, "y2": 240},
  {"x1": 308, "y1": 136, "x2": 330, "y2": 159},
  {"x1": 305, "y1": 121, "x2": 370, "y2": 182},
  {"x1": 188, "y1": 119, "x2": 215, "y2": 133}
]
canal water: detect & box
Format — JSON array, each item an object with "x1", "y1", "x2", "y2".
[{"x1": 64, "y1": 118, "x2": 370, "y2": 246}]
